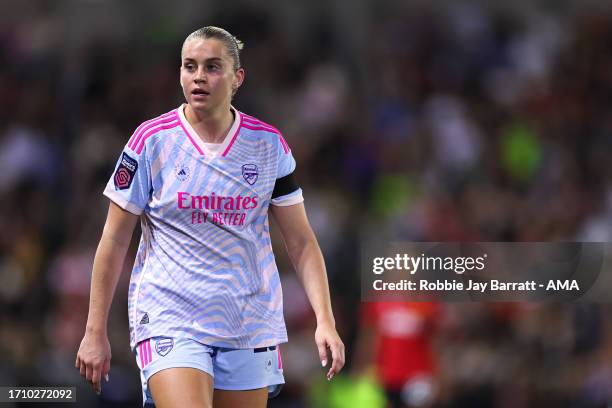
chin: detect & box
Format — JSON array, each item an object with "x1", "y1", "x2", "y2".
[{"x1": 189, "y1": 100, "x2": 210, "y2": 109}]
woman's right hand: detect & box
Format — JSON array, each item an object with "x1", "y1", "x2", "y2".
[{"x1": 75, "y1": 330, "x2": 112, "y2": 395}]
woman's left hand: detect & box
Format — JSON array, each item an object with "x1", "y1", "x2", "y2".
[{"x1": 315, "y1": 322, "x2": 345, "y2": 380}]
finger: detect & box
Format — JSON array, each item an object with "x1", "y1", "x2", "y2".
[
  {"x1": 92, "y1": 366, "x2": 101, "y2": 394},
  {"x1": 327, "y1": 347, "x2": 338, "y2": 380},
  {"x1": 103, "y1": 360, "x2": 111, "y2": 382},
  {"x1": 316, "y1": 340, "x2": 328, "y2": 367},
  {"x1": 79, "y1": 361, "x2": 86, "y2": 377},
  {"x1": 75, "y1": 355, "x2": 80, "y2": 368},
  {"x1": 92, "y1": 365, "x2": 101, "y2": 386},
  {"x1": 327, "y1": 342, "x2": 345, "y2": 380},
  {"x1": 86, "y1": 363, "x2": 93, "y2": 383},
  {"x1": 327, "y1": 343, "x2": 337, "y2": 379}
]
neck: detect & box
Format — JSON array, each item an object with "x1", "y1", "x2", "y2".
[{"x1": 184, "y1": 104, "x2": 234, "y2": 144}]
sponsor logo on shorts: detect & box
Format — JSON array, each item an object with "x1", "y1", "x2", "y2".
[
  {"x1": 155, "y1": 338, "x2": 174, "y2": 356},
  {"x1": 140, "y1": 313, "x2": 149, "y2": 325},
  {"x1": 265, "y1": 358, "x2": 273, "y2": 372}
]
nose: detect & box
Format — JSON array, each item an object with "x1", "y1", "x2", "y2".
[{"x1": 194, "y1": 67, "x2": 207, "y2": 83}]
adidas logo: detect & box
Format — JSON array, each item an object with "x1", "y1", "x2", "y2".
[
  {"x1": 140, "y1": 313, "x2": 149, "y2": 325},
  {"x1": 176, "y1": 166, "x2": 190, "y2": 181}
]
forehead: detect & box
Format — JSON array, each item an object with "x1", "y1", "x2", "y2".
[{"x1": 182, "y1": 38, "x2": 230, "y2": 61}]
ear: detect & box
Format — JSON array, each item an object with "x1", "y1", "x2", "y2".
[{"x1": 233, "y1": 68, "x2": 245, "y2": 91}]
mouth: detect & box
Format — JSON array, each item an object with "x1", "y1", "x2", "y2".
[{"x1": 191, "y1": 88, "x2": 210, "y2": 96}]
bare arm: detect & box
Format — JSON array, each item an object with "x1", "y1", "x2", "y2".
[
  {"x1": 76, "y1": 201, "x2": 139, "y2": 394},
  {"x1": 86, "y1": 202, "x2": 139, "y2": 332},
  {"x1": 270, "y1": 203, "x2": 345, "y2": 379}
]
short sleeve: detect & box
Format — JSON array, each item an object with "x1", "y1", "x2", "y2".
[
  {"x1": 272, "y1": 138, "x2": 304, "y2": 207},
  {"x1": 103, "y1": 144, "x2": 151, "y2": 215},
  {"x1": 277, "y1": 141, "x2": 296, "y2": 179}
]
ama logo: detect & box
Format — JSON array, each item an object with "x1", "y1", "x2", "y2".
[
  {"x1": 155, "y1": 338, "x2": 174, "y2": 356},
  {"x1": 242, "y1": 164, "x2": 259, "y2": 185}
]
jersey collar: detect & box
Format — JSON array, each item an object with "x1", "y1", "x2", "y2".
[{"x1": 177, "y1": 104, "x2": 242, "y2": 157}]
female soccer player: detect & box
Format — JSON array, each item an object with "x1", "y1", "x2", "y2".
[{"x1": 75, "y1": 26, "x2": 345, "y2": 407}]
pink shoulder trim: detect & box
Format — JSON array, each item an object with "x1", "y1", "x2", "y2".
[
  {"x1": 128, "y1": 111, "x2": 180, "y2": 155},
  {"x1": 127, "y1": 111, "x2": 175, "y2": 150},
  {"x1": 240, "y1": 114, "x2": 290, "y2": 154}
]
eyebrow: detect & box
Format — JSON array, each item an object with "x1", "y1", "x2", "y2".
[{"x1": 183, "y1": 57, "x2": 223, "y2": 63}]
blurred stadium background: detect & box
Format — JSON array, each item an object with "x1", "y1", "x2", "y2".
[{"x1": 1, "y1": 0, "x2": 612, "y2": 407}]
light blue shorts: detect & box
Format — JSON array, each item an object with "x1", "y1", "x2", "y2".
[{"x1": 134, "y1": 336, "x2": 285, "y2": 407}]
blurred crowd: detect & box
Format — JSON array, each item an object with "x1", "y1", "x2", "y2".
[{"x1": 0, "y1": 1, "x2": 611, "y2": 407}]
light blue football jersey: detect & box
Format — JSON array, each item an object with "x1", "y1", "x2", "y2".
[{"x1": 104, "y1": 105, "x2": 303, "y2": 350}]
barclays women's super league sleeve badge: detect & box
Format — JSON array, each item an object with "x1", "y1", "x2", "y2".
[{"x1": 114, "y1": 153, "x2": 138, "y2": 190}]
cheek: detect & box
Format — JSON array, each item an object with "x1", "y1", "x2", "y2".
[
  {"x1": 209, "y1": 77, "x2": 230, "y2": 93},
  {"x1": 221, "y1": 76, "x2": 236, "y2": 92}
]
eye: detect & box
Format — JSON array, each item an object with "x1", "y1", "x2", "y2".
[
  {"x1": 207, "y1": 64, "x2": 220, "y2": 72},
  {"x1": 183, "y1": 63, "x2": 195, "y2": 71}
]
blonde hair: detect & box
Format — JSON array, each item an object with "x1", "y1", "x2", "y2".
[{"x1": 182, "y1": 26, "x2": 244, "y2": 71}]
